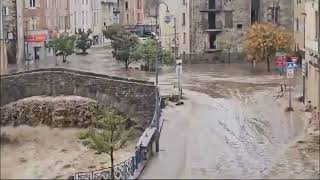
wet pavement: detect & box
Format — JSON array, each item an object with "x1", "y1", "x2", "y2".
[
  {"x1": 141, "y1": 65, "x2": 318, "y2": 179},
  {"x1": 6, "y1": 44, "x2": 319, "y2": 179}
]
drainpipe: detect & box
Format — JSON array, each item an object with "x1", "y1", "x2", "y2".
[{"x1": 318, "y1": 0, "x2": 320, "y2": 109}]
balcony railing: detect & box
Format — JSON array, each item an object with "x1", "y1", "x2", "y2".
[
  {"x1": 205, "y1": 20, "x2": 223, "y2": 32},
  {"x1": 200, "y1": 0, "x2": 223, "y2": 13}
]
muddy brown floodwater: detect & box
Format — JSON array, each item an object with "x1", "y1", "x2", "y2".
[
  {"x1": 141, "y1": 64, "x2": 319, "y2": 179},
  {"x1": 0, "y1": 126, "x2": 135, "y2": 179}
]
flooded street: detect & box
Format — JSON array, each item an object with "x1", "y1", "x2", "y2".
[
  {"x1": 6, "y1": 44, "x2": 319, "y2": 179},
  {"x1": 142, "y1": 64, "x2": 319, "y2": 179}
]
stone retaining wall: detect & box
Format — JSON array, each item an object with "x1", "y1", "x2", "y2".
[
  {"x1": 0, "y1": 96, "x2": 99, "y2": 128},
  {"x1": 0, "y1": 68, "x2": 156, "y2": 126}
]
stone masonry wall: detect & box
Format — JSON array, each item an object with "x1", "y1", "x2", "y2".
[
  {"x1": 1, "y1": 96, "x2": 99, "y2": 128},
  {"x1": 2, "y1": 0, "x2": 17, "y2": 64},
  {"x1": 190, "y1": 0, "x2": 251, "y2": 55},
  {"x1": 0, "y1": 68, "x2": 156, "y2": 127}
]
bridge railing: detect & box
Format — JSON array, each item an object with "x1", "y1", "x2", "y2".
[{"x1": 73, "y1": 89, "x2": 162, "y2": 180}]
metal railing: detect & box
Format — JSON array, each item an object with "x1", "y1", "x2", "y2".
[{"x1": 72, "y1": 90, "x2": 162, "y2": 180}]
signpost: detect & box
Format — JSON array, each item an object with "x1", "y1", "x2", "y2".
[
  {"x1": 176, "y1": 59, "x2": 183, "y2": 100},
  {"x1": 287, "y1": 62, "x2": 294, "y2": 110}
]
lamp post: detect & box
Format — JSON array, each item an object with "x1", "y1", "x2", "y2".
[{"x1": 154, "y1": 1, "x2": 170, "y2": 153}]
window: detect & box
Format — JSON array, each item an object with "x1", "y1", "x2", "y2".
[
  {"x1": 137, "y1": 0, "x2": 141, "y2": 9},
  {"x1": 126, "y1": 14, "x2": 129, "y2": 23},
  {"x1": 2, "y1": 6, "x2": 9, "y2": 15},
  {"x1": 28, "y1": 17, "x2": 37, "y2": 30},
  {"x1": 316, "y1": 11, "x2": 319, "y2": 39},
  {"x1": 82, "y1": 11, "x2": 84, "y2": 25},
  {"x1": 296, "y1": 0, "x2": 301, "y2": 4},
  {"x1": 225, "y1": 11, "x2": 233, "y2": 28},
  {"x1": 182, "y1": 13, "x2": 186, "y2": 25},
  {"x1": 137, "y1": 13, "x2": 141, "y2": 22},
  {"x1": 183, "y1": 0, "x2": 186, "y2": 5},
  {"x1": 237, "y1": 24, "x2": 243, "y2": 29},
  {"x1": 295, "y1": 18, "x2": 299, "y2": 32},
  {"x1": 183, "y1": 32, "x2": 186, "y2": 44},
  {"x1": 86, "y1": 0, "x2": 88, "y2": 5},
  {"x1": 30, "y1": 0, "x2": 36, "y2": 7},
  {"x1": 125, "y1": 1, "x2": 129, "y2": 10}
]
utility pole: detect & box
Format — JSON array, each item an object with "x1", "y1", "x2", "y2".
[
  {"x1": 0, "y1": 1, "x2": 3, "y2": 40},
  {"x1": 318, "y1": 0, "x2": 320, "y2": 111},
  {"x1": 173, "y1": 17, "x2": 177, "y2": 59}
]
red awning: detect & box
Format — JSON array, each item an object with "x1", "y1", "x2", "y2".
[{"x1": 25, "y1": 34, "x2": 46, "y2": 42}]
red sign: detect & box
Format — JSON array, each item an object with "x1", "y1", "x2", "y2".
[
  {"x1": 25, "y1": 34, "x2": 46, "y2": 42},
  {"x1": 275, "y1": 56, "x2": 285, "y2": 67}
]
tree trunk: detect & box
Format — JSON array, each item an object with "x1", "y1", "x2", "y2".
[
  {"x1": 228, "y1": 50, "x2": 231, "y2": 64},
  {"x1": 62, "y1": 56, "x2": 67, "y2": 63},
  {"x1": 110, "y1": 149, "x2": 115, "y2": 180},
  {"x1": 267, "y1": 56, "x2": 270, "y2": 72},
  {"x1": 125, "y1": 61, "x2": 129, "y2": 69}
]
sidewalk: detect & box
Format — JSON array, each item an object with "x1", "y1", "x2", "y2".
[{"x1": 266, "y1": 78, "x2": 320, "y2": 179}]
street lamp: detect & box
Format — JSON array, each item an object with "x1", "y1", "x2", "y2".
[{"x1": 154, "y1": 1, "x2": 171, "y2": 153}]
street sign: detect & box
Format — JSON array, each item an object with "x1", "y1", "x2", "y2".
[{"x1": 287, "y1": 62, "x2": 294, "y2": 79}]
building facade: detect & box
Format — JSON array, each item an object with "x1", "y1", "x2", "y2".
[
  {"x1": 294, "y1": 0, "x2": 306, "y2": 52},
  {"x1": 258, "y1": 0, "x2": 294, "y2": 30},
  {"x1": 119, "y1": 0, "x2": 144, "y2": 27},
  {"x1": 187, "y1": 0, "x2": 295, "y2": 62},
  {"x1": 1, "y1": 0, "x2": 24, "y2": 65},
  {"x1": 69, "y1": 0, "x2": 93, "y2": 34},
  {"x1": 101, "y1": 0, "x2": 118, "y2": 28},
  {"x1": 190, "y1": 0, "x2": 251, "y2": 60},
  {"x1": 91, "y1": 0, "x2": 102, "y2": 44},
  {"x1": 159, "y1": 0, "x2": 190, "y2": 58},
  {"x1": 24, "y1": 0, "x2": 48, "y2": 60},
  {"x1": 45, "y1": 0, "x2": 70, "y2": 34},
  {"x1": 304, "y1": 0, "x2": 319, "y2": 109}
]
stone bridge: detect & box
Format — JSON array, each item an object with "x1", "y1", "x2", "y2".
[{"x1": 0, "y1": 68, "x2": 156, "y2": 126}]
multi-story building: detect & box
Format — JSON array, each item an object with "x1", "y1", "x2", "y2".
[
  {"x1": 294, "y1": 0, "x2": 307, "y2": 102},
  {"x1": 190, "y1": 0, "x2": 251, "y2": 60},
  {"x1": 45, "y1": 0, "x2": 70, "y2": 34},
  {"x1": 119, "y1": 0, "x2": 144, "y2": 26},
  {"x1": 91, "y1": 0, "x2": 102, "y2": 44},
  {"x1": 304, "y1": 0, "x2": 319, "y2": 109},
  {"x1": 1, "y1": 0, "x2": 24, "y2": 65},
  {"x1": 257, "y1": 0, "x2": 294, "y2": 30},
  {"x1": 69, "y1": 0, "x2": 93, "y2": 34},
  {"x1": 159, "y1": 0, "x2": 190, "y2": 58},
  {"x1": 294, "y1": 0, "x2": 306, "y2": 53},
  {"x1": 187, "y1": 0, "x2": 294, "y2": 62},
  {"x1": 24, "y1": 0, "x2": 48, "y2": 60},
  {"x1": 101, "y1": 0, "x2": 118, "y2": 28}
]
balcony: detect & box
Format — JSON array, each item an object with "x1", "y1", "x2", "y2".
[
  {"x1": 205, "y1": 20, "x2": 223, "y2": 33},
  {"x1": 200, "y1": 1, "x2": 224, "y2": 13},
  {"x1": 101, "y1": 0, "x2": 117, "y2": 4},
  {"x1": 205, "y1": 48, "x2": 221, "y2": 53}
]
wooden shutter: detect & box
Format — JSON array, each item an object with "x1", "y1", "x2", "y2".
[
  {"x1": 35, "y1": 0, "x2": 40, "y2": 8},
  {"x1": 25, "y1": 0, "x2": 30, "y2": 8}
]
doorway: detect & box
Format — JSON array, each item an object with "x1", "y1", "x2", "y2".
[{"x1": 34, "y1": 47, "x2": 41, "y2": 60}]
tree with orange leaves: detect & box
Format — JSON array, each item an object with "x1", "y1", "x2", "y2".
[{"x1": 244, "y1": 23, "x2": 294, "y2": 72}]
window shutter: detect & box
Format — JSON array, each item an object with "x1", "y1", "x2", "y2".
[
  {"x1": 36, "y1": 0, "x2": 40, "y2": 8},
  {"x1": 25, "y1": 0, "x2": 30, "y2": 8}
]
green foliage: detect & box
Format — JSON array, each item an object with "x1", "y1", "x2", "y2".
[
  {"x1": 244, "y1": 23, "x2": 294, "y2": 71},
  {"x1": 75, "y1": 29, "x2": 92, "y2": 54},
  {"x1": 48, "y1": 33, "x2": 76, "y2": 63},
  {"x1": 132, "y1": 39, "x2": 173, "y2": 70},
  {"x1": 103, "y1": 26, "x2": 138, "y2": 69},
  {"x1": 79, "y1": 108, "x2": 135, "y2": 179},
  {"x1": 217, "y1": 40, "x2": 237, "y2": 64}
]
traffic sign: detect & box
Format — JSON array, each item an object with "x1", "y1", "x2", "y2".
[{"x1": 286, "y1": 62, "x2": 294, "y2": 79}]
